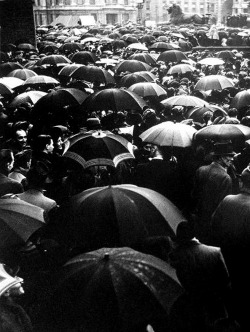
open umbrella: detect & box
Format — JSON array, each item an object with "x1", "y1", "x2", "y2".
[
  {"x1": 216, "y1": 50, "x2": 235, "y2": 61},
  {"x1": 17, "y1": 43, "x2": 37, "y2": 52},
  {"x1": 119, "y1": 71, "x2": 157, "y2": 88},
  {"x1": 7, "y1": 68, "x2": 38, "y2": 80},
  {"x1": 0, "y1": 62, "x2": 23, "y2": 77},
  {"x1": 35, "y1": 54, "x2": 71, "y2": 67},
  {"x1": 63, "y1": 131, "x2": 134, "y2": 169},
  {"x1": 0, "y1": 77, "x2": 24, "y2": 89},
  {"x1": 197, "y1": 57, "x2": 224, "y2": 66},
  {"x1": 9, "y1": 90, "x2": 47, "y2": 109},
  {"x1": 167, "y1": 63, "x2": 194, "y2": 75},
  {"x1": 0, "y1": 198, "x2": 44, "y2": 251},
  {"x1": 128, "y1": 52, "x2": 156, "y2": 66},
  {"x1": 128, "y1": 82, "x2": 167, "y2": 98},
  {"x1": 150, "y1": 42, "x2": 180, "y2": 52},
  {"x1": 157, "y1": 50, "x2": 188, "y2": 63},
  {"x1": 121, "y1": 35, "x2": 139, "y2": 43},
  {"x1": 115, "y1": 60, "x2": 152, "y2": 75},
  {"x1": 58, "y1": 43, "x2": 82, "y2": 54},
  {"x1": 57, "y1": 64, "x2": 85, "y2": 77},
  {"x1": 22, "y1": 75, "x2": 60, "y2": 87},
  {"x1": 70, "y1": 51, "x2": 97, "y2": 64},
  {"x1": 48, "y1": 184, "x2": 186, "y2": 250},
  {"x1": 193, "y1": 124, "x2": 250, "y2": 149},
  {"x1": 126, "y1": 43, "x2": 148, "y2": 51},
  {"x1": 32, "y1": 88, "x2": 88, "y2": 118},
  {"x1": 186, "y1": 104, "x2": 227, "y2": 123},
  {"x1": 161, "y1": 95, "x2": 209, "y2": 108},
  {"x1": 194, "y1": 75, "x2": 234, "y2": 91},
  {"x1": 71, "y1": 65, "x2": 115, "y2": 84},
  {"x1": 140, "y1": 121, "x2": 197, "y2": 147},
  {"x1": 48, "y1": 247, "x2": 183, "y2": 332},
  {"x1": 230, "y1": 89, "x2": 250, "y2": 110},
  {"x1": 81, "y1": 88, "x2": 147, "y2": 112}
]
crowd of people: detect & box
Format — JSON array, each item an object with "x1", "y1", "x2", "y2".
[{"x1": 1, "y1": 21, "x2": 250, "y2": 331}]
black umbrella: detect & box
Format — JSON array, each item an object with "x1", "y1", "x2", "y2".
[
  {"x1": 0, "y1": 62, "x2": 24, "y2": 77},
  {"x1": 47, "y1": 247, "x2": 184, "y2": 332},
  {"x1": 128, "y1": 53, "x2": 157, "y2": 66},
  {"x1": 157, "y1": 50, "x2": 188, "y2": 63},
  {"x1": 70, "y1": 51, "x2": 97, "y2": 65},
  {"x1": 119, "y1": 71, "x2": 157, "y2": 88},
  {"x1": 115, "y1": 60, "x2": 152, "y2": 75}
]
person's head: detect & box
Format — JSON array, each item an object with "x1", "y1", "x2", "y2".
[
  {"x1": 13, "y1": 149, "x2": 32, "y2": 171},
  {"x1": 227, "y1": 107, "x2": 238, "y2": 118},
  {"x1": 15, "y1": 129, "x2": 27, "y2": 149},
  {"x1": 26, "y1": 161, "x2": 51, "y2": 189},
  {"x1": 240, "y1": 165, "x2": 250, "y2": 190},
  {"x1": 0, "y1": 149, "x2": 14, "y2": 175},
  {"x1": 33, "y1": 135, "x2": 54, "y2": 154},
  {"x1": 212, "y1": 141, "x2": 235, "y2": 168}
]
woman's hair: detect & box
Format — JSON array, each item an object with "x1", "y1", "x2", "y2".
[{"x1": 32, "y1": 135, "x2": 52, "y2": 151}]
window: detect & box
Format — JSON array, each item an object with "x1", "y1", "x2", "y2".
[{"x1": 124, "y1": 0, "x2": 128, "y2": 4}]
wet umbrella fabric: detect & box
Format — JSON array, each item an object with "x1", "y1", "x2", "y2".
[
  {"x1": 35, "y1": 54, "x2": 71, "y2": 67},
  {"x1": 48, "y1": 184, "x2": 186, "y2": 250},
  {"x1": 70, "y1": 51, "x2": 97, "y2": 65},
  {"x1": 128, "y1": 82, "x2": 167, "y2": 98},
  {"x1": 0, "y1": 62, "x2": 24, "y2": 77},
  {"x1": 167, "y1": 64, "x2": 194, "y2": 75},
  {"x1": 48, "y1": 247, "x2": 183, "y2": 332},
  {"x1": 0, "y1": 77, "x2": 23, "y2": 89},
  {"x1": 157, "y1": 50, "x2": 188, "y2": 63},
  {"x1": 120, "y1": 71, "x2": 157, "y2": 88},
  {"x1": 0, "y1": 198, "x2": 44, "y2": 251},
  {"x1": 128, "y1": 53, "x2": 157, "y2": 66},
  {"x1": 140, "y1": 121, "x2": 197, "y2": 147},
  {"x1": 230, "y1": 89, "x2": 250, "y2": 110},
  {"x1": 193, "y1": 124, "x2": 250, "y2": 149},
  {"x1": 194, "y1": 75, "x2": 234, "y2": 91},
  {"x1": 81, "y1": 88, "x2": 147, "y2": 112},
  {"x1": 63, "y1": 131, "x2": 134, "y2": 169},
  {"x1": 115, "y1": 60, "x2": 152, "y2": 75},
  {"x1": 70, "y1": 65, "x2": 115, "y2": 84},
  {"x1": 7, "y1": 68, "x2": 38, "y2": 80},
  {"x1": 23, "y1": 75, "x2": 60, "y2": 86},
  {"x1": 161, "y1": 95, "x2": 209, "y2": 108},
  {"x1": 9, "y1": 91, "x2": 47, "y2": 109},
  {"x1": 186, "y1": 105, "x2": 227, "y2": 123}
]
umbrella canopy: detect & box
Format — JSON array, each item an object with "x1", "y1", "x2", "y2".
[
  {"x1": 0, "y1": 77, "x2": 24, "y2": 89},
  {"x1": 48, "y1": 184, "x2": 186, "y2": 250},
  {"x1": 193, "y1": 124, "x2": 250, "y2": 149},
  {"x1": 7, "y1": 68, "x2": 38, "y2": 80},
  {"x1": 70, "y1": 65, "x2": 115, "y2": 84},
  {"x1": 157, "y1": 50, "x2": 188, "y2": 63},
  {"x1": 0, "y1": 83, "x2": 14, "y2": 95},
  {"x1": 128, "y1": 52, "x2": 156, "y2": 66},
  {"x1": 48, "y1": 247, "x2": 183, "y2": 331},
  {"x1": 128, "y1": 82, "x2": 167, "y2": 98},
  {"x1": 194, "y1": 75, "x2": 234, "y2": 91},
  {"x1": 161, "y1": 95, "x2": 209, "y2": 108},
  {"x1": 167, "y1": 63, "x2": 194, "y2": 75},
  {"x1": 63, "y1": 131, "x2": 134, "y2": 169},
  {"x1": 35, "y1": 54, "x2": 71, "y2": 67},
  {"x1": 9, "y1": 90, "x2": 47, "y2": 109},
  {"x1": 81, "y1": 88, "x2": 147, "y2": 112},
  {"x1": 115, "y1": 60, "x2": 152, "y2": 75},
  {"x1": 186, "y1": 105, "x2": 227, "y2": 123},
  {"x1": 216, "y1": 50, "x2": 235, "y2": 61},
  {"x1": 0, "y1": 62, "x2": 23, "y2": 77},
  {"x1": 70, "y1": 51, "x2": 97, "y2": 65},
  {"x1": 58, "y1": 42, "x2": 82, "y2": 54},
  {"x1": 126, "y1": 43, "x2": 148, "y2": 51},
  {"x1": 32, "y1": 88, "x2": 88, "y2": 117},
  {"x1": 119, "y1": 71, "x2": 157, "y2": 88},
  {"x1": 230, "y1": 89, "x2": 250, "y2": 110},
  {"x1": 57, "y1": 63, "x2": 85, "y2": 77},
  {"x1": 22, "y1": 75, "x2": 60, "y2": 87},
  {"x1": 150, "y1": 42, "x2": 180, "y2": 52},
  {"x1": 17, "y1": 43, "x2": 37, "y2": 51},
  {"x1": 121, "y1": 35, "x2": 139, "y2": 43},
  {"x1": 0, "y1": 198, "x2": 44, "y2": 251},
  {"x1": 197, "y1": 57, "x2": 224, "y2": 66},
  {"x1": 140, "y1": 121, "x2": 197, "y2": 147}
]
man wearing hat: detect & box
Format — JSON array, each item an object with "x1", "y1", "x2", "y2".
[
  {"x1": 192, "y1": 141, "x2": 235, "y2": 243},
  {"x1": 211, "y1": 165, "x2": 250, "y2": 331}
]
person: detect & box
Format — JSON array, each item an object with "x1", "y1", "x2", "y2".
[
  {"x1": 2, "y1": 127, "x2": 29, "y2": 155},
  {"x1": 211, "y1": 166, "x2": 250, "y2": 331},
  {"x1": 8, "y1": 149, "x2": 32, "y2": 189},
  {"x1": 192, "y1": 141, "x2": 235, "y2": 243},
  {"x1": 31, "y1": 134, "x2": 54, "y2": 167},
  {"x1": 233, "y1": 139, "x2": 250, "y2": 174},
  {"x1": 133, "y1": 144, "x2": 185, "y2": 210},
  {"x1": 0, "y1": 149, "x2": 23, "y2": 197},
  {"x1": 169, "y1": 222, "x2": 236, "y2": 332},
  {"x1": 17, "y1": 161, "x2": 57, "y2": 215},
  {"x1": 0, "y1": 263, "x2": 33, "y2": 332}
]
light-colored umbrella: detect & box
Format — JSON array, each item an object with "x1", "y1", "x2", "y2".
[
  {"x1": 198, "y1": 57, "x2": 224, "y2": 66},
  {"x1": 161, "y1": 95, "x2": 209, "y2": 108},
  {"x1": 167, "y1": 63, "x2": 194, "y2": 75},
  {"x1": 128, "y1": 82, "x2": 167, "y2": 98},
  {"x1": 194, "y1": 75, "x2": 234, "y2": 91}
]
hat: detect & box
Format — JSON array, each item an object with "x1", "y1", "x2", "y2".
[
  {"x1": 86, "y1": 117, "x2": 101, "y2": 130},
  {"x1": 211, "y1": 141, "x2": 235, "y2": 156}
]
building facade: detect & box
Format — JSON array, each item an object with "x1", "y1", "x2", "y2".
[
  {"x1": 232, "y1": 0, "x2": 249, "y2": 15},
  {"x1": 33, "y1": 0, "x2": 138, "y2": 26}
]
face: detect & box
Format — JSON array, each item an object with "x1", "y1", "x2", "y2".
[
  {"x1": 55, "y1": 136, "x2": 63, "y2": 150},
  {"x1": 221, "y1": 155, "x2": 234, "y2": 168},
  {"x1": 16, "y1": 130, "x2": 27, "y2": 148},
  {"x1": 46, "y1": 139, "x2": 54, "y2": 154}
]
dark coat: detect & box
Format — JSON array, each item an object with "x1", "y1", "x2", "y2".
[{"x1": 0, "y1": 173, "x2": 23, "y2": 197}]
